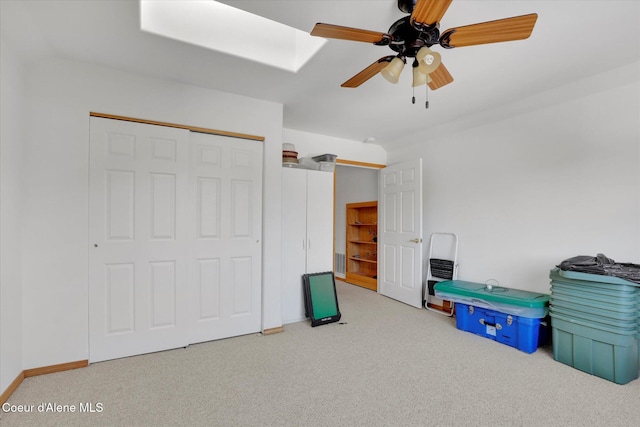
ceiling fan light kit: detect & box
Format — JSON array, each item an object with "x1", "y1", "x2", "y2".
[
  {"x1": 310, "y1": 0, "x2": 537, "y2": 107},
  {"x1": 412, "y1": 64, "x2": 430, "y2": 87},
  {"x1": 381, "y1": 56, "x2": 406, "y2": 84},
  {"x1": 416, "y1": 47, "x2": 441, "y2": 74}
]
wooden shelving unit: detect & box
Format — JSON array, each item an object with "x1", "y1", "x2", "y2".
[{"x1": 345, "y1": 201, "x2": 378, "y2": 291}]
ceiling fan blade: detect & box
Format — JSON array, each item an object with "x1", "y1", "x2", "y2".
[
  {"x1": 311, "y1": 23, "x2": 389, "y2": 44},
  {"x1": 411, "y1": 0, "x2": 453, "y2": 26},
  {"x1": 427, "y1": 63, "x2": 453, "y2": 90},
  {"x1": 440, "y1": 13, "x2": 538, "y2": 48},
  {"x1": 341, "y1": 56, "x2": 395, "y2": 88}
]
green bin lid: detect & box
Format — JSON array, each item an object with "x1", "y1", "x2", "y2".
[
  {"x1": 550, "y1": 284, "x2": 638, "y2": 306},
  {"x1": 550, "y1": 268, "x2": 640, "y2": 288},
  {"x1": 433, "y1": 280, "x2": 549, "y2": 308}
]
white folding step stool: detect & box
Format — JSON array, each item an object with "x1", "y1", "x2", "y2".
[{"x1": 424, "y1": 233, "x2": 459, "y2": 316}]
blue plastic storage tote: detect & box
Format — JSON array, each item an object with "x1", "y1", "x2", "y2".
[
  {"x1": 455, "y1": 302, "x2": 543, "y2": 353},
  {"x1": 434, "y1": 280, "x2": 549, "y2": 353}
]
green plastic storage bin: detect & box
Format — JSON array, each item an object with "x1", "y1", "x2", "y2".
[
  {"x1": 550, "y1": 304, "x2": 637, "y2": 330},
  {"x1": 550, "y1": 312, "x2": 638, "y2": 385},
  {"x1": 550, "y1": 296, "x2": 638, "y2": 323},
  {"x1": 549, "y1": 268, "x2": 640, "y2": 384},
  {"x1": 550, "y1": 289, "x2": 637, "y2": 314},
  {"x1": 550, "y1": 268, "x2": 640, "y2": 291},
  {"x1": 549, "y1": 282, "x2": 638, "y2": 306}
]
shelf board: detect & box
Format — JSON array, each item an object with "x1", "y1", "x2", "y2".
[
  {"x1": 349, "y1": 257, "x2": 377, "y2": 264},
  {"x1": 346, "y1": 200, "x2": 378, "y2": 292},
  {"x1": 345, "y1": 271, "x2": 377, "y2": 291}
]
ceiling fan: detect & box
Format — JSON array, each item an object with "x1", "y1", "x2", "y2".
[{"x1": 310, "y1": 0, "x2": 537, "y2": 98}]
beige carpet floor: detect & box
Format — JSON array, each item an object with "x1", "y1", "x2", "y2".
[{"x1": 2, "y1": 280, "x2": 639, "y2": 426}]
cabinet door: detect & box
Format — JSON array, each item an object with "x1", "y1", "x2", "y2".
[
  {"x1": 281, "y1": 168, "x2": 334, "y2": 324},
  {"x1": 281, "y1": 167, "x2": 308, "y2": 323},
  {"x1": 306, "y1": 170, "x2": 334, "y2": 273}
]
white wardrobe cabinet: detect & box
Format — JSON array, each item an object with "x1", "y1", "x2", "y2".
[{"x1": 281, "y1": 167, "x2": 334, "y2": 324}]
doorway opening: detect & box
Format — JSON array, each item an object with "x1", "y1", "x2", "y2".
[{"x1": 333, "y1": 162, "x2": 383, "y2": 290}]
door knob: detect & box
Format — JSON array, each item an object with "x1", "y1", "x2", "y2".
[{"x1": 409, "y1": 238, "x2": 422, "y2": 243}]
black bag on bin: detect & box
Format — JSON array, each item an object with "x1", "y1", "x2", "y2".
[{"x1": 558, "y1": 253, "x2": 640, "y2": 284}]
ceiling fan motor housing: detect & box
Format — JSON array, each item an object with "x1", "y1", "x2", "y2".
[
  {"x1": 397, "y1": 0, "x2": 417, "y2": 14},
  {"x1": 388, "y1": 16, "x2": 440, "y2": 58}
]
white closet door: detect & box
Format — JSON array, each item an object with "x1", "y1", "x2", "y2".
[
  {"x1": 305, "y1": 170, "x2": 334, "y2": 273},
  {"x1": 89, "y1": 117, "x2": 190, "y2": 363},
  {"x1": 188, "y1": 132, "x2": 263, "y2": 344}
]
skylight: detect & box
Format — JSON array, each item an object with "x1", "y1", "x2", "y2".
[{"x1": 140, "y1": 0, "x2": 326, "y2": 72}]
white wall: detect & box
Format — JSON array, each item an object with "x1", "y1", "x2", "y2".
[
  {"x1": 15, "y1": 58, "x2": 391, "y2": 372},
  {"x1": 283, "y1": 128, "x2": 387, "y2": 165},
  {"x1": 387, "y1": 63, "x2": 640, "y2": 295},
  {"x1": 0, "y1": 38, "x2": 25, "y2": 394},
  {"x1": 19, "y1": 57, "x2": 284, "y2": 369}
]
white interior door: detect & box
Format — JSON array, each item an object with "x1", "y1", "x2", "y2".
[
  {"x1": 188, "y1": 132, "x2": 263, "y2": 344},
  {"x1": 89, "y1": 117, "x2": 190, "y2": 362},
  {"x1": 378, "y1": 158, "x2": 423, "y2": 308}
]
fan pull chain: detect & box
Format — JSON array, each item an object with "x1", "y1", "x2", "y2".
[
  {"x1": 425, "y1": 82, "x2": 429, "y2": 109},
  {"x1": 412, "y1": 86, "x2": 416, "y2": 104}
]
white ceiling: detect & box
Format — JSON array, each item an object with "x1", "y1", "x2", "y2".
[{"x1": 2, "y1": 1, "x2": 639, "y2": 149}]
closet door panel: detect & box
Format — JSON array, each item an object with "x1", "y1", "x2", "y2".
[
  {"x1": 305, "y1": 170, "x2": 334, "y2": 274},
  {"x1": 281, "y1": 167, "x2": 308, "y2": 324},
  {"x1": 89, "y1": 117, "x2": 190, "y2": 363},
  {"x1": 188, "y1": 132, "x2": 263, "y2": 343}
]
